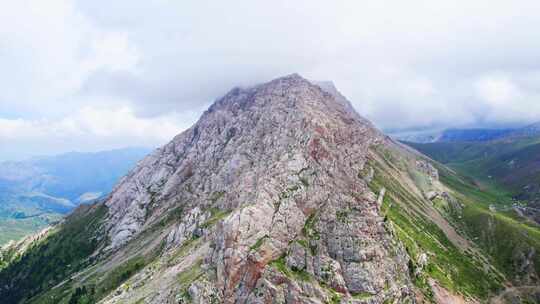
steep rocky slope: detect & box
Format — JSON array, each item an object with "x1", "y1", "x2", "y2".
[
  {"x1": 0, "y1": 75, "x2": 537, "y2": 304},
  {"x1": 100, "y1": 74, "x2": 413, "y2": 303}
]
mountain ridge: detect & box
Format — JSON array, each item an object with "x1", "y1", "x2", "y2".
[
  {"x1": 393, "y1": 122, "x2": 540, "y2": 144},
  {"x1": 95, "y1": 74, "x2": 417, "y2": 303},
  {"x1": 104, "y1": 73, "x2": 383, "y2": 249},
  {"x1": 0, "y1": 74, "x2": 538, "y2": 304}
]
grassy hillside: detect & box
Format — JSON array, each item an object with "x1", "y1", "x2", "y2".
[
  {"x1": 406, "y1": 137, "x2": 540, "y2": 194},
  {"x1": 0, "y1": 214, "x2": 61, "y2": 245},
  {"x1": 408, "y1": 136, "x2": 540, "y2": 226},
  {"x1": 366, "y1": 146, "x2": 503, "y2": 301},
  {"x1": 437, "y1": 166, "x2": 540, "y2": 284},
  {"x1": 0, "y1": 192, "x2": 68, "y2": 245},
  {"x1": 0, "y1": 200, "x2": 179, "y2": 304},
  {"x1": 368, "y1": 143, "x2": 539, "y2": 301},
  {"x1": 0, "y1": 204, "x2": 108, "y2": 304}
]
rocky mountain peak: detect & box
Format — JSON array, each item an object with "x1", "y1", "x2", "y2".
[
  {"x1": 105, "y1": 73, "x2": 381, "y2": 246},
  {"x1": 96, "y1": 74, "x2": 412, "y2": 303},
  {"x1": 206, "y1": 73, "x2": 361, "y2": 122}
]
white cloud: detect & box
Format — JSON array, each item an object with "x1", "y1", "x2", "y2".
[
  {"x1": 82, "y1": 31, "x2": 140, "y2": 74},
  {"x1": 3, "y1": 0, "x2": 540, "y2": 158},
  {"x1": 0, "y1": 106, "x2": 194, "y2": 160},
  {"x1": 0, "y1": 0, "x2": 139, "y2": 118},
  {"x1": 472, "y1": 72, "x2": 540, "y2": 124},
  {"x1": 475, "y1": 74, "x2": 522, "y2": 106}
]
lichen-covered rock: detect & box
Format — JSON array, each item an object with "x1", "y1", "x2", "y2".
[{"x1": 286, "y1": 242, "x2": 307, "y2": 271}]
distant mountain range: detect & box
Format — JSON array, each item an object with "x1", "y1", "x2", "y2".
[
  {"x1": 0, "y1": 147, "x2": 151, "y2": 244},
  {"x1": 391, "y1": 122, "x2": 540, "y2": 143}
]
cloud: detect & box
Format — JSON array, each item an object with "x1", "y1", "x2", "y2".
[
  {"x1": 475, "y1": 74, "x2": 521, "y2": 106},
  {"x1": 0, "y1": 106, "x2": 195, "y2": 160},
  {"x1": 0, "y1": 0, "x2": 141, "y2": 119},
  {"x1": 473, "y1": 72, "x2": 540, "y2": 124},
  {"x1": 2, "y1": 0, "x2": 540, "y2": 158},
  {"x1": 82, "y1": 31, "x2": 140, "y2": 74}
]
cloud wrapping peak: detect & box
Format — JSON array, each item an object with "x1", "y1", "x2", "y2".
[{"x1": 2, "y1": 0, "x2": 540, "y2": 159}]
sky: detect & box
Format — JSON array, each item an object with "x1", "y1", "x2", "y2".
[{"x1": 2, "y1": 0, "x2": 540, "y2": 160}]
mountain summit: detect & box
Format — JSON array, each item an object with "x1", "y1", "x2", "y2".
[
  {"x1": 101, "y1": 73, "x2": 412, "y2": 302},
  {"x1": 106, "y1": 74, "x2": 381, "y2": 244},
  {"x1": 1, "y1": 74, "x2": 538, "y2": 304}
]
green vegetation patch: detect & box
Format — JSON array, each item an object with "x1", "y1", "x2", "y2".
[
  {"x1": 0, "y1": 212, "x2": 62, "y2": 246},
  {"x1": 98, "y1": 256, "x2": 147, "y2": 297},
  {"x1": 439, "y1": 168, "x2": 540, "y2": 281},
  {"x1": 250, "y1": 235, "x2": 269, "y2": 251},
  {"x1": 168, "y1": 237, "x2": 203, "y2": 266},
  {"x1": 302, "y1": 212, "x2": 320, "y2": 240},
  {"x1": 368, "y1": 152, "x2": 502, "y2": 300},
  {"x1": 0, "y1": 204, "x2": 108, "y2": 304},
  {"x1": 351, "y1": 291, "x2": 374, "y2": 300},
  {"x1": 62, "y1": 255, "x2": 148, "y2": 304},
  {"x1": 176, "y1": 260, "x2": 204, "y2": 302},
  {"x1": 177, "y1": 260, "x2": 204, "y2": 287},
  {"x1": 270, "y1": 255, "x2": 311, "y2": 282},
  {"x1": 200, "y1": 207, "x2": 231, "y2": 229}
]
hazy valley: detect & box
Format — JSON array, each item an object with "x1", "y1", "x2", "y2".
[{"x1": 0, "y1": 148, "x2": 151, "y2": 244}]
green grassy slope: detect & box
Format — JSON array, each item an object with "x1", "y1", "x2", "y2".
[
  {"x1": 2, "y1": 204, "x2": 179, "y2": 304},
  {"x1": 0, "y1": 192, "x2": 67, "y2": 245},
  {"x1": 0, "y1": 204, "x2": 108, "y2": 304},
  {"x1": 366, "y1": 146, "x2": 503, "y2": 301},
  {"x1": 406, "y1": 137, "x2": 540, "y2": 198},
  {"x1": 0, "y1": 214, "x2": 61, "y2": 245},
  {"x1": 437, "y1": 166, "x2": 540, "y2": 285},
  {"x1": 367, "y1": 143, "x2": 540, "y2": 301}
]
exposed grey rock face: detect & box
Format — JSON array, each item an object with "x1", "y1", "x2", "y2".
[
  {"x1": 513, "y1": 247, "x2": 539, "y2": 285},
  {"x1": 425, "y1": 191, "x2": 439, "y2": 201},
  {"x1": 415, "y1": 160, "x2": 439, "y2": 182},
  {"x1": 101, "y1": 74, "x2": 414, "y2": 303}
]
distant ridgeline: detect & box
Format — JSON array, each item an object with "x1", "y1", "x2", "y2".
[
  {"x1": 0, "y1": 147, "x2": 151, "y2": 244},
  {"x1": 392, "y1": 122, "x2": 540, "y2": 144}
]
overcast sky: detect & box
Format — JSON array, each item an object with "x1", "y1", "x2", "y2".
[{"x1": 2, "y1": 0, "x2": 540, "y2": 160}]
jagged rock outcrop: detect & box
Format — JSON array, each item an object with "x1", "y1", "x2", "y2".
[
  {"x1": 100, "y1": 74, "x2": 414, "y2": 303},
  {"x1": 415, "y1": 160, "x2": 438, "y2": 182}
]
